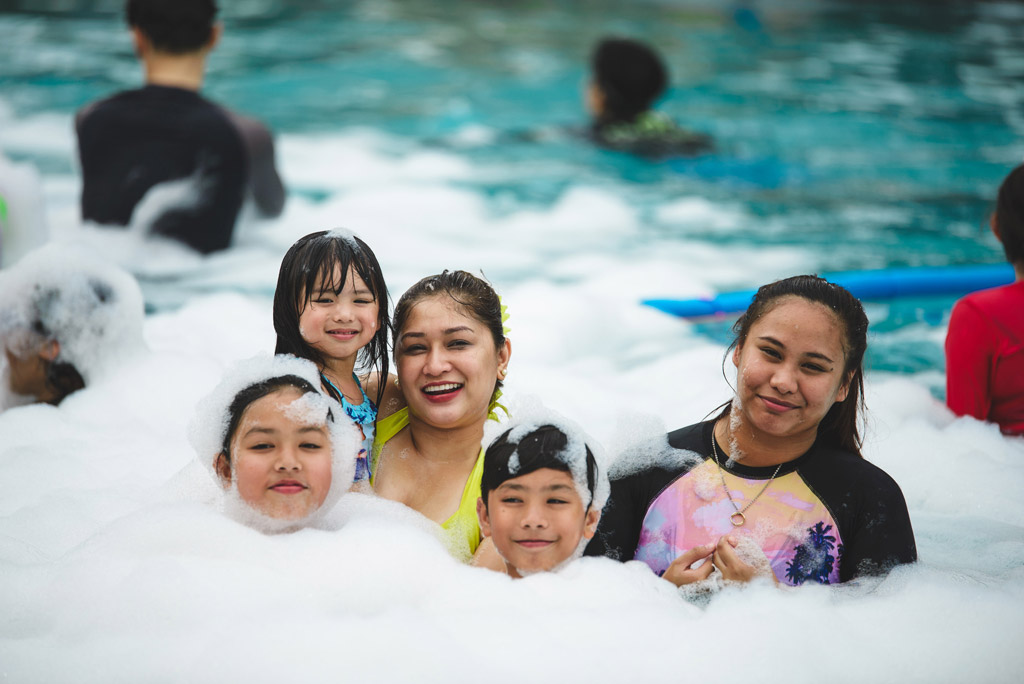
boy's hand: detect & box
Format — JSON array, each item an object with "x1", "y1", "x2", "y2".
[{"x1": 662, "y1": 543, "x2": 715, "y2": 587}]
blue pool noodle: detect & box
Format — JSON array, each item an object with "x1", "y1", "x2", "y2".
[{"x1": 642, "y1": 264, "x2": 1017, "y2": 319}]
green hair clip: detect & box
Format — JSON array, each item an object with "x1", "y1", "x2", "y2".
[
  {"x1": 500, "y1": 301, "x2": 510, "y2": 336},
  {"x1": 488, "y1": 389, "x2": 509, "y2": 422}
]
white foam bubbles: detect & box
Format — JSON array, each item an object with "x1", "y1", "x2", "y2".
[
  {"x1": 0, "y1": 242, "x2": 145, "y2": 387},
  {"x1": 188, "y1": 353, "x2": 361, "y2": 533}
]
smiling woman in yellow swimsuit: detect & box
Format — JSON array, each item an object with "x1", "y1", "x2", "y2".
[{"x1": 371, "y1": 270, "x2": 510, "y2": 562}]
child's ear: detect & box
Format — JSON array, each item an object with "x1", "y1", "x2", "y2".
[
  {"x1": 476, "y1": 497, "x2": 492, "y2": 538},
  {"x1": 213, "y1": 453, "x2": 232, "y2": 488},
  {"x1": 582, "y1": 507, "x2": 600, "y2": 540},
  {"x1": 38, "y1": 339, "x2": 60, "y2": 362}
]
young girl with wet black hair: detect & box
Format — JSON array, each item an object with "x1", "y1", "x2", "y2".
[{"x1": 273, "y1": 230, "x2": 392, "y2": 483}]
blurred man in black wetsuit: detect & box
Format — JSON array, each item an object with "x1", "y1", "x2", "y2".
[{"x1": 76, "y1": 0, "x2": 285, "y2": 255}]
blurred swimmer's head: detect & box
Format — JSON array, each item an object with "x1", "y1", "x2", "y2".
[
  {"x1": 127, "y1": 0, "x2": 218, "y2": 55},
  {"x1": 589, "y1": 37, "x2": 668, "y2": 123},
  {"x1": 392, "y1": 270, "x2": 510, "y2": 428},
  {"x1": 191, "y1": 355, "x2": 360, "y2": 532},
  {"x1": 727, "y1": 275, "x2": 868, "y2": 457},
  {"x1": 273, "y1": 230, "x2": 391, "y2": 399},
  {"x1": 478, "y1": 423, "x2": 604, "y2": 577},
  {"x1": 0, "y1": 245, "x2": 144, "y2": 408},
  {"x1": 994, "y1": 163, "x2": 1024, "y2": 267}
]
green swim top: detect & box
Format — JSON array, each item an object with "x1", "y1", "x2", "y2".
[{"x1": 371, "y1": 407, "x2": 485, "y2": 562}]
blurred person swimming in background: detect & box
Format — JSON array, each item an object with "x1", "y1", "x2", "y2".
[
  {"x1": 586, "y1": 36, "x2": 713, "y2": 159},
  {"x1": 945, "y1": 163, "x2": 1024, "y2": 436},
  {"x1": 371, "y1": 270, "x2": 511, "y2": 563},
  {"x1": 75, "y1": 0, "x2": 285, "y2": 255},
  {"x1": 0, "y1": 244, "x2": 145, "y2": 411},
  {"x1": 190, "y1": 355, "x2": 361, "y2": 533},
  {"x1": 273, "y1": 230, "x2": 392, "y2": 486},
  {"x1": 586, "y1": 275, "x2": 917, "y2": 591},
  {"x1": 475, "y1": 418, "x2": 608, "y2": 577}
]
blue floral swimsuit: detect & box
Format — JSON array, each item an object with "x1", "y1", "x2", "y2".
[{"x1": 321, "y1": 372, "x2": 376, "y2": 483}]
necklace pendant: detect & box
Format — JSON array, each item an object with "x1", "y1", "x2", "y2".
[{"x1": 730, "y1": 511, "x2": 746, "y2": 527}]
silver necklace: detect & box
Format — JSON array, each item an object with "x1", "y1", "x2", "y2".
[{"x1": 710, "y1": 425, "x2": 783, "y2": 527}]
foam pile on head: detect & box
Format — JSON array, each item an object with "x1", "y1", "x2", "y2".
[
  {"x1": 0, "y1": 243, "x2": 145, "y2": 385},
  {"x1": 189, "y1": 354, "x2": 360, "y2": 533},
  {"x1": 483, "y1": 408, "x2": 610, "y2": 519}
]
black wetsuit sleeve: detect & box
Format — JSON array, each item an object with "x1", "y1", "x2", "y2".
[
  {"x1": 837, "y1": 469, "x2": 917, "y2": 581},
  {"x1": 798, "y1": 445, "x2": 917, "y2": 582},
  {"x1": 225, "y1": 110, "x2": 286, "y2": 217},
  {"x1": 585, "y1": 471, "x2": 652, "y2": 561}
]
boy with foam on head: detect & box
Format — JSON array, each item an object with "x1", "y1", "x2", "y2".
[{"x1": 476, "y1": 417, "x2": 609, "y2": 577}]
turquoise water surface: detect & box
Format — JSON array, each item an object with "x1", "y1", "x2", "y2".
[{"x1": 1, "y1": 0, "x2": 1023, "y2": 378}]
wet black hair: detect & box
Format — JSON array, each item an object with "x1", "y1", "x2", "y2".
[
  {"x1": 995, "y1": 163, "x2": 1024, "y2": 265},
  {"x1": 481, "y1": 424, "x2": 598, "y2": 511},
  {"x1": 591, "y1": 37, "x2": 668, "y2": 124},
  {"x1": 126, "y1": 0, "x2": 217, "y2": 54},
  {"x1": 723, "y1": 275, "x2": 869, "y2": 457},
  {"x1": 392, "y1": 270, "x2": 506, "y2": 401},
  {"x1": 273, "y1": 231, "x2": 392, "y2": 409},
  {"x1": 219, "y1": 374, "x2": 327, "y2": 463}
]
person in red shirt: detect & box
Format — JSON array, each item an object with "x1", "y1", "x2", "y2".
[{"x1": 946, "y1": 164, "x2": 1024, "y2": 436}]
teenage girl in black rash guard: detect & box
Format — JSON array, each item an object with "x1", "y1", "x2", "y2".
[{"x1": 585, "y1": 275, "x2": 917, "y2": 587}]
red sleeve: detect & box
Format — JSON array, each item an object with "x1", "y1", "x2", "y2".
[{"x1": 945, "y1": 298, "x2": 994, "y2": 420}]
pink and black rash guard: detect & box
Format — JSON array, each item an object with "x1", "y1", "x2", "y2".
[{"x1": 584, "y1": 420, "x2": 917, "y2": 585}]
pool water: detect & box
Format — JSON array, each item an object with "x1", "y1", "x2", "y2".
[{"x1": 2, "y1": 0, "x2": 1022, "y2": 382}]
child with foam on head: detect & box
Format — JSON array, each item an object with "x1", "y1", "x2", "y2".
[
  {"x1": 189, "y1": 355, "x2": 362, "y2": 533},
  {"x1": 476, "y1": 416, "x2": 609, "y2": 577},
  {"x1": 273, "y1": 229, "x2": 392, "y2": 486},
  {"x1": 0, "y1": 243, "x2": 145, "y2": 411}
]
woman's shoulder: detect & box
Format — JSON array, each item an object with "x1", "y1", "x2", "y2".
[
  {"x1": 805, "y1": 442, "x2": 908, "y2": 503},
  {"x1": 666, "y1": 421, "x2": 710, "y2": 452},
  {"x1": 954, "y1": 281, "x2": 1024, "y2": 320},
  {"x1": 607, "y1": 421, "x2": 709, "y2": 485},
  {"x1": 362, "y1": 372, "x2": 405, "y2": 420}
]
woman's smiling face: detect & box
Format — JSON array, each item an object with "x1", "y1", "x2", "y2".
[
  {"x1": 732, "y1": 296, "x2": 851, "y2": 444},
  {"x1": 395, "y1": 295, "x2": 510, "y2": 430}
]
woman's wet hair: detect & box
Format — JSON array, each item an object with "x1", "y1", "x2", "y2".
[
  {"x1": 392, "y1": 269, "x2": 506, "y2": 396},
  {"x1": 273, "y1": 230, "x2": 391, "y2": 407},
  {"x1": 219, "y1": 374, "x2": 326, "y2": 463},
  {"x1": 591, "y1": 37, "x2": 668, "y2": 124},
  {"x1": 481, "y1": 424, "x2": 598, "y2": 510},
  {"x1": 995, "y1": 163, "x2": 1024, "y2": 266},
  {"x1": 726, "y1": 275, "x2": 870, "y2": 457},
  {"x1": 126, "y1": 0, "x2": 217, "y2": 54}
]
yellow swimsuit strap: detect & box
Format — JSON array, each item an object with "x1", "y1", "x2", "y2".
[{"x1": 370, "y1": 407, "x2": 487, "y2": 559}]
